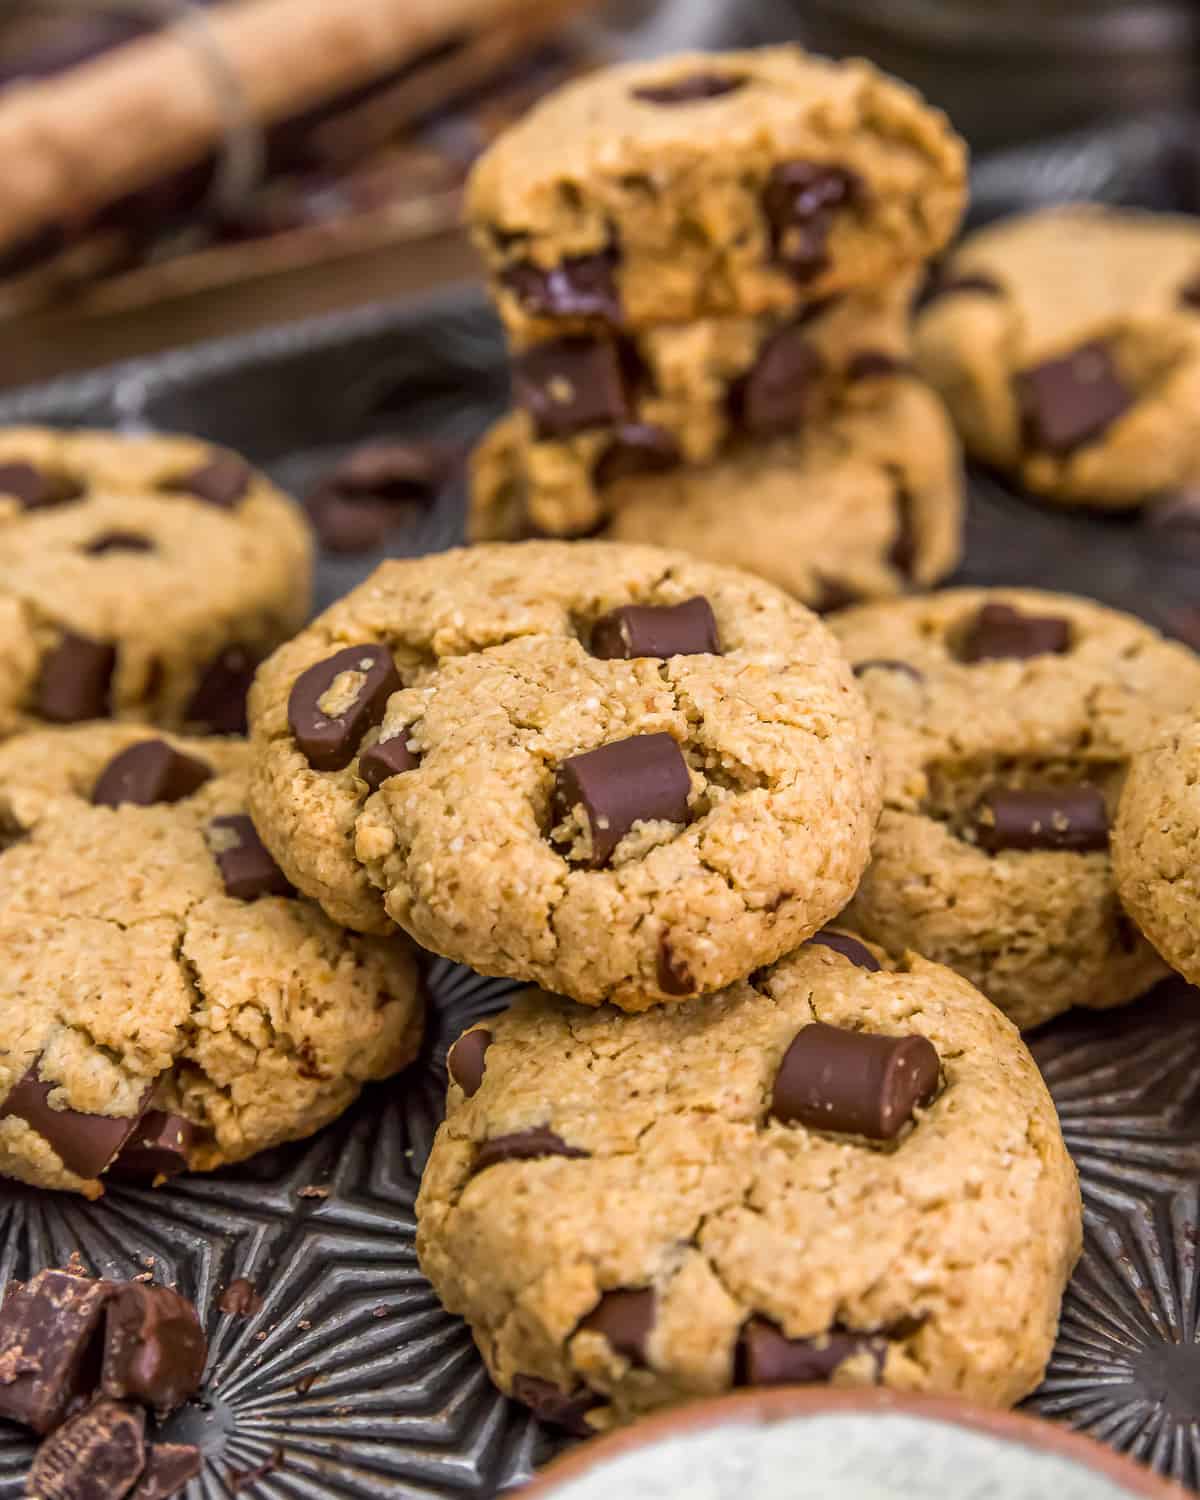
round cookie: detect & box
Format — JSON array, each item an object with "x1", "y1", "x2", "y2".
[
  {"x1": 470, "y1": 380, "x2": 964, "y2": 613},
  {"x1": 0, "y1": 724, "x2": 424, "y2": 1198},
  {"x1": 829, "y1": 588, "x2": 1200, "y2": 1029},
  {"x1": 914, "y1": 206, "x2": 1200, "y2": 508},
  {"x1": 247, "y1": 542, "x2": 882, "y2": 1009},
  {"x1": 0, "y1": 427, "x2": 313, "y2": 739},
  {"x1": 416, "y1": 935, "x2": 1082, "y2": 1431},
  {"x1": 1112, "y1": 715, "x2": 1200, "y2": 985}
]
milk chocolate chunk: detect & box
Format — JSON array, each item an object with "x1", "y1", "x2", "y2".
[
  {"x1": 447, "y1": 1030, "x2": 491, "y2": 1098},
  {"x1": 473, "y1": 1127, "x2": 588, "y2": 1175},
  {"x1": 288, "y1": 644, "x2": 401, "y2": 771},
  {"x1": 590, "y1": 596, "x2": 719, "y2": 660},
  {"x1": 512, "y1": 338, "x2": 630, "y2": 440},
  {"x1": 101, "y1": 1285, "x2": 205, "y2": 1418},
  {"x1": 91, "y1": 740, "x2": 211, "y2": 809},
  {"x1": 959, "y1": 602, "x2": 1071, "y2": 662},
  {"x1": 578, "y1": 1289, "x2": 656, "y2": 1366},
  {"x1": 771, "y1": 1022, "x2": 939, "y2": 1140},
  {"x1": 37, "y1": 633, "x2": 116, "y2": 723},
  {"x1": 26, "y1": 1397, "x2": 146, "y2": 1500},
  {"x1": 552, "y1": 733, "x2": 691, "y2": 868},
  {"x1": 737, "y1": 1316, "x2": 886, "y2": 1386},
  {"x1": 975, "y1": 786, "x2": 1109, "y2": 853},
  {"x1": 0, "y1": 1067, "x2": 149, "y2": 1180},
  {"x1": 0, "y1": 1270, "x2": 116, "y2": 1433},
  {"x1": 1016, "y1": 339, "x2": 1132, "y2": 455}
]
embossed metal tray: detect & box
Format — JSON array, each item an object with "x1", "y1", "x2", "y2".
[{"x1": 3, "y1": 111, "x2": 1200, "y2": 1498}]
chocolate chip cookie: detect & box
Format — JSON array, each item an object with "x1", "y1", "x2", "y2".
[
  {"x1": 416, "y1": 936, "x2": 1081, "y2": 1431},
  {"x1": 0, "y1": 724, "x2": 423, "y2": 1198},
  {"x1": 247, "y1": 542, "x2": 881, "y2": 1009},
  {"x1": 914, "y1": 207, "x2": 1200, "y2": 508},
  {"x1": 468, "y1": 47, "x2": 966, "y2": 342},
  {"x1": 0, "y1": 427, "x2": 313, "y2": 739},
  {"x1": 1112, "y1": 715, "x2": 1200, "y2": 986},
  {"x1": 471, "y1": 379, "x2": 963, "y2": 612},
  {"x1": 829, "y1": 589, "x2": 1200, "y2": 1029}
]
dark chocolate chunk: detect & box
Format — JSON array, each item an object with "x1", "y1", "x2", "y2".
[
  {"x1": 308, "y1": 496, "x2": 393, "y2": 555},
  {"x1": 36, "y1": 633, "x2": 116, "y2": 724},
  {"x1": 82, "y1": 532, "x2": 154, "y2": 557},
  {"x1": 808, "y1": 929, "x2": 881, "y2": 972},
  {"x1": 358, "y1": 732, "x2": 419, "y2": 792},
  {"x1": 590, "y1": 596, "x2": 719, "y2": 660},
  {"x1": 577, "y1": 1289, "x2": 656, "y2": 1365},
  {"x1": 512, "y1": 338, "x2": 630, "y2": 440},
  {"x1": 632, "y1": 72, "x2": 746, "y2": 104},
  {"x1": 763, "y1": 161, "x2": 862, "y2": 282},
  {"x1": 169, "y1": 456, "x2": 251, "y2": 509},
  {"x1": 810, "y1": 577, "x2": 859, "y2": 615},
  {"x1": 592, "y1": 424, "x2": 681, "y2": 488},
  {"x1": 0, "y1": 462, "x2": 83, "y2": 511},
  {"x1": 1016, "y1": 340, "x2": 1132, "y2": 455},
  {"x1": 0, "y1": 1270, "x2": 116, "y2": 1433},
  {"x1": 128, "y1": 1444, "x2": 202, "y2": 1500},
  {"x1": 510, "y1": 1374, "x2": 597, "y2": 1436},
  {"x1": 101, "y1": 1285, "x2": 206, "y2": 1417},
  {"x1": 771, "y1": 1021, "x2": 940, "y2": 1140},
  {"x1": 501, "y1": 251, "x2": 621, "y2": 325},
  {"x1": 217, "y1": 1279, "x2": 263, "y2": 1318},
  {"x1": 737, "y1": 1316, "x2": 886, "y2": 1386},
  {"x1": 91, "y1": 740, "x2": 212, "y2": 809},
  {"x1": 447, "y1": 1029, "x2": 491, "y2": 1098},
  {"x1": 656, "y1": 938, "x2": 695, "y2": 997},
  {"x1": 473, "y1": 1127, "x2": 589, "y2": 1175},
  {"x1": 287, "y1": 644, "x2": 400, "y2": 772},
  {"x1": 0, "y1": 1068, "x2": 149, "y2": 1180},
  {"x1": 845, "y1": 350, "x2": 909, "y2": 381},
  {"x1": 209, "y1": 815, "x2": 294, "y2": 901},
  {"x1": 888, "y1": 486, "x2": 917, "y2": 578},
  {"x1": 959, "y1": 602, "x2": 1071, "y2": 663},
  {"x1": 26, "y1": 1397, "x2": 146, "y2": 1500},
  {"x1": 975, "y1": 786, "x2": 1109, "y2": 854},
  {"x1": 852, "y1": 659, "x2": 923, "y2": 682},
  {"x1": 551, "y1": 733, "x2": 691, "y2": 868},
  {"x1": 109, "y1": 1113, "x2": 194, "y2": 1182},
  {"x1": 184, "y1": 645, "x2": 258, "y2": 736},
  {"x1": 1179, "y1": 273, "x2": 1200, "y2": 310},
  {"x1": 736, "y1": 324, "x2": 824, "y2": 436}
]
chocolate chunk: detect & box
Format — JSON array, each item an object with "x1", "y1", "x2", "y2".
[
  {"x1": 736, "y1": 324, "x2": 824, "y2": 436},
  {"x1": 975, "y1": 786, "x2": 1109, "y2": 853},
  {"x1": 888, "y1": 486, "x2": 917, "y2": 578},
  {"x1": 578, "y1": 1289, "x2": 656, "y2": 1365},
  {"x1": 358, "y1": 732, "x2": 419, "y2": 792},
  {"x1": 1016, "y1": 340, "x2": 1132, "y2": 455},
  {"x1": 37, "y1": 633, "x2": 116, "y2": 723},
  {"x1": 808, "y1": 929, "x2": 881, "y2": 972},
  {"x1": 0, "y1": 462, "x2": 83, "y2": 510},
  {"x1": 737, "y1": 1316, "x2": 886, "y2": 1386},
  {"x1": 592, "y1": 424, "x2": 681, "y2": 488},
  {"x1": 591, "y1": 596, "x2": 719, "y2": 660},
  {"x1": 26, "y1": 1397, "x2": 146, "y2": 1500},
  {"x1": 447, "y1": 1029, "x2": 491, "y2": 1098},
  {"x1": 852, "y1": 659, "x2": 923, "y2": 682},
  {"x1": 184, "y1": 645, "x2": 258, "y2": 736},
  {"x1": 763, "y1": 162, "x2": 862, "y2": 282},
  {"x1": 91, "y1": 740, "x2": 212, "y2": 809},
  {"x1": 0, "y1": 1270, "x2": 116, "y2": 1433},
  {"x1": 1179, "y1": 273, "x2": 1200, "y2": 310},
  {"x1": 287, "y1": 644, "x2": 401, "y2": 772},
  {"x1": 845, "y1": 350, "x2": 909, "y2": 382},
  {"x1": 82, "y1": 533, "x2": 154, "y2": 557},
  {"x1": 656, "y1": 937, "x2": 695, "y2": 997},
  {"x1": 771, "y1": 1021, "x2": 940, "y2": 1140},
  {"x1": 109, "y1": 1113, "x2": 194, "y2": 1182},
  {"x1": 552, "y1": 733, "x2": 691, "y2": 868},
  {"x1": 923, "y1": 271, "x2": 1003, "y2": 305},
  {"x1": 308, "y1": 497, "x2": 393, "y2": 555},
  {"x1": 101, "y1": 1285, "x2": 205, "y2": 1417},
  {"x1": 959, "y1": 602, "x2": 1071, "y2": 662},
  {"x1": 209, "y1": 815, "x2": 294, "y2": 901},
  {"x1": 810, "y1": 577, "x2": 859, "y2": 615},
  {"x1": 512, "y1": 338, "x2": 630, "y2": 440},
  {"x1": 510, "y1": 1374, "x2": 597, "y2": 1436},
  {"x1": 501, "y1": 251, "x2": 621, "y2": 325},
  {"x1": 0, "y1": 1067, "x2": 149, "y2": 1180},
  {"x1": 473, "y1": 1127, "x2": 588, "y2": 1175},
  {"x1": 217, "y1": 1279, "x2": 263, "y2": 1318},
  {"x1": 328, "y1": 440, "x2": 452, "y2": 499},
  {"x1": 632, "y1": 72, "x2": 746, "y2": 104},
  {"x1": 128, "y1": 1444, "x2": 202, "y2": 1500},
  {"x1": 169, "y1": 456, "x2": 251, "y2": 509}
]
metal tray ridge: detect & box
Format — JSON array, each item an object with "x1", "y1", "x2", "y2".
[{"x1": 4, "y1": 110, "x2": 1200, "y2": 1497}]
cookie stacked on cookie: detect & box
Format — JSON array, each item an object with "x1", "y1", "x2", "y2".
[{"x1": 465, "y1": 46, "x2": 970, "y2": 611}]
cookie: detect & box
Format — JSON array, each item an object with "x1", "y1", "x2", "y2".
[
  {"x1": 247, "y1": 542, "x2": 881, "y2": 1009},
  {"x1": 914, "y1": 206, "x2": 1200, "y2": 508},
  {"x1": 467, "y1": 46, "x2": 966, "y2": 341},
  {"x1": 1112, "y1": 715, "x2": 1200, "y2": 986},
  {"x1": 471, "y1": 379, "x2": 963, "y2": 612},
  {"x1": 416, "y1": 936, "x2": 1081, "y2": 1431},
  {"x1": 0, "y1": 724, "x2": 424, "y2": 1198},
  {"x1": 828, "y1": 589, "x2": 1200, "y2": 1029},
  {"x1": 0, "y1": 427, "x2": 313, "y2": 739}
]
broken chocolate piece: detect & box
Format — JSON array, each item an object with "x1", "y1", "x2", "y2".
[
  {"x1": 26, "y1": 1397, "x2": 146, "y2": 1500},
  {"x1": 0, "y1": 1068, "x2": 149, "y2": 1180},
  {"x1": 577, "y1": 1289, "x2": 656, "y2": 1365},
  {"x1": 36, "y1": 633, "x2": 116, "y2": 724},
  {"x1": 184, "y1": 645, "x2": 258, "y2": 736},
  {"x1": 974, "y1": 786, "x2": 1109, "y2": 853},
  {"x1": 1016, "y1": 339, "x2": 1132, "y2": 455},
  {"x1": 959, "y1": 602, "x2": 1071, "y2": 663},
  {"x1": 0, "y1": 462, "x2": 83, "y2": 511},
  {"x1": 771, "y1": 1021, "x2": 939, "y2": 1140},
  {"x1": 101, "y1": 1284, "x2": 206, "y2": 1417},
  {"x1": 169, "y1": 456, "x2": 251, "y2": 510},
  {"x1": 128, "y1": 1444, "x2": 202, "y2": 1500},
  {"x1": 358, "y1": 732, "x2": 419, "y2": 792},
  {"x1": 91, "y1": 740, "x2": 211, "y2": 809},
  {"x1": 287, "y1": 644, "x2": 401, "y2": 772},
  {"x1": 512, "y1": 337, "x2": 630, "y2": 440},
  {"x1": 209, "y1": 815, "x2": 295, "y2": 901},
  {"x1": 552, "y1": 733, "x2": 691, "y2": 868},
  {"x1": 736, "y1": 323, "x2": 824, "y2": 436},
  {"x1": 109, "y1": 1113, "x2": 194, "y2": 1183},
  {"x1": 764, "y1": 162, "x2": 862, "y2": 282},
  {"x1": 501, "y1": 251, "x2": 621, "y2": 325},
  {"x1": 0, "y1": 1269, "x2": 116, "y2": 1433},
  {"x1": 510, "y1": 1374, "x2": 597, "y2": 1436},
  {"x1": 737, "y1": 1316, "x2": 886, "y2": 1386},
  {"x1": 590, "y1": 596, "x2": 719, "y2": 660}
]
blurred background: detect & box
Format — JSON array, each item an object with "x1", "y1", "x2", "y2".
[{"x1": 0, "y1": 0, "x2": 1196, "y2": 388}]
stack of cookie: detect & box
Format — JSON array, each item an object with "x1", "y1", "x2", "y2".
[{"x1": 466, "y1": 46, "x2": 970, "y2": 612}]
